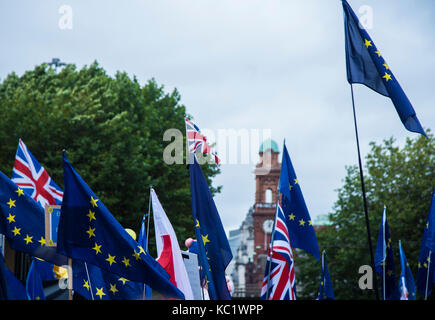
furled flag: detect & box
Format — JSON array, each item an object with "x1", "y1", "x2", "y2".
[
  {"x1": 12, "y1": 139, "x2": 63, "y2": 208},
  {"x1": 189, "y1": 156, "x2": 232, "y2": 300},
  {"x1": 416, "y1": 189, "x2": 435, "y2": 298},
  {"x1": 0, "y1": 251, "x2": 28, "y2": 300},
  {"x1": 56, "y1": 152, "x2": 184, "y2": 299},
  {"x1": 261, "y1": 202, "x2": 296, "y2": 300},
  {"x1": 280, "y1": 143, "x2": 320, "y2": 261},
  {"x1": 72, "y1": 260, "x2": 144, "y2": 300},
  {"x1": 0, "y1": 171, "x2": 67, "y2": 266},
  {"x1": 342, "y1": 0, "x2": 426, "y2": 137},
  {"x1": 138, "y1": 214, "x2": 152, "y2": 299},
  {"x1": 185, "y1": 118, "x2": 220, "y2": 165},
  {"x1": 317, "y1": 251, "x2": 334, "y2": 300},
  {"x1": 398, "y1": 240, "x2": 416, "y2": 300},
  {"x1": 26, "y1": 258, "x2": 46, "y2": 300},
  {"x1": 374, "y1": 206, "x2": 399, "y2": 300},
  {"x1": 151, "y1": 188, "x2": 194, "y2": 300}
]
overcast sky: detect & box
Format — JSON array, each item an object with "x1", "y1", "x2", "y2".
[{"x1": 0, "y1": 0, "x2": 434, "y2": 236}]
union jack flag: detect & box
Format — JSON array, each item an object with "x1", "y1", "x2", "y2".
[
  {"x1": 260, "y1": 202, "x2": 296, "y2": 300},
  {"x1": 185, "y1": 118, "x2": 220, "y2": 165},
  {"x1": 12, "y1": 139, "x2": 63, "y2": 208}
]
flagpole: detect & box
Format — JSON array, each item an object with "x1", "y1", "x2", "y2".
[
  {"x1": 425, "y1": 250, "x2": 432, "y2": 300},
  {"x1": 143, "y1": 187, "x2": 152, "y2": 300},
  {"x1": 349, "y1": 84, "x2": 380, "y2": 300},
  {"x1": 84, "y1": 262, "x2": 94, "y2": 300}
]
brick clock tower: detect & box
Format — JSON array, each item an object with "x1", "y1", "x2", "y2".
[{"x1": 245, "y1": 139, "x2": 281, "y2": 297}]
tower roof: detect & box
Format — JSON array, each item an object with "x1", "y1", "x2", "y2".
[{"x1": 259, "y1": 139, "x2": 279, "y2": 153}]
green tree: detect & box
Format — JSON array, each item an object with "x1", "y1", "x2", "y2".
[
  {"x1": 296, "y1": 132, "x2": 434, "y2": 300},
  {"x1": 0, "y1": 62, "x2": 220, "y2": 255}
]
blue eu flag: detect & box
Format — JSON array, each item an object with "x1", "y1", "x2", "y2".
[
  {"x1": 317, "y1": 251, "x2": 334, "y2": 300},
  {"x1": 0, "y1": 251, "x2": 28, "y2": 300},
  {"x1": 26, "y1": 258, "x2": 46, "y2": 300},
  {"x1": 189, "y1": 156, "x2": 233, "y2": 300},
  {"x1": 72, "y1": 260, "x2": 144, "y2": 300},
  {"x1": 0, "y1": 171, "x2": 67, "y2": 266},
  {"x1": 398, "y1": 240, "x2": 416, "y2": 300},
  {"x1": 56, "y1": 153, "x2": 184, "y2": 299},
  {"x1": 416, "y1": 189, "x2": 435, "y2": 297},
  {"x1": 374, "y1": 206, "x2": 399, "y2": 300},
  {"x1": 280, "y1": 143, "x2": 320, "y2": 261},
  {"x1": 342, "y1": 0, "x2": 426, "y2": 137}
]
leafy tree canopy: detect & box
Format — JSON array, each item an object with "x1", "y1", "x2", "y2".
[
  {"x1": 296, "y1": 131, "x2": 434, "y2": 300},
  {"x1": 0, "y1": 62, "x2": 220, "y2": 254}
]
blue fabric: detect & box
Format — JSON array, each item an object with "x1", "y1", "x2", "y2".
[
  {"x1": 374, "y1": 207, "x2": 399, "y2": 300},
  {"x1": 280, "y1": 143, "x2": 320, "y2": 261},
  {"x1": 26, "y1": 259, "x2": 46, "y2": 300},
  {"x1": 342, "y1": 0, "x2": 426, "y2": 137},
  {"x1": 0, "y1": 171, "x2": 67, "y2": 266},
  {"x1": 189, "y1": 156, "x2": 233, "y2": 300},
  {"x1": 416, "y1": 189, "x2": 435, "y2": 296},
  {"x1": 0, "y1": 252, "x2": 28, "y2": 300},
  {"x1": 56, "y1": 152, "x2": 184, "y2": 299},
  {"x1": 398, "y1": 241, "x2": 416, "y2": 300},
  {"x1": 138, "y1": 214, "x2": 152, "y2": 299},
  {"x1": 318, "y1": 252, "x2": 334, "y2": 300}
]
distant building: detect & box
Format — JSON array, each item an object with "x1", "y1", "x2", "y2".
[{"x1": 228, "y1": 139, "x2": 280, "y2": 298}]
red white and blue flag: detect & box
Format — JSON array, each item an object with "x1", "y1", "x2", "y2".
[
  {"x1": 12, "y1": 139, "x2": 63, "y2": 208},
  {"x1": 261, "y1": 202, "x2": 296, "y2": 300},
  {"x1": 185, "y1": 118, "x2": 220, "y2": 165}
]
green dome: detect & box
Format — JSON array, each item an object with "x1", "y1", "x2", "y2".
[{"x1": 259, "y1": 139, "x2": 279, "y2": 153}]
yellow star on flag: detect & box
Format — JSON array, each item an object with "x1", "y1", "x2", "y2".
[
  {"x1": 383, "y1": 63, "x2": 389, "y2": 70},
  {"x1": 87, "y1": 210, "x2": 96, "y2": 222},
  {"x1": 38, "y1": 237, "x2": 46, "y2": 246},
  {"x1": 288, "y1": 213, "x2": 295, "y2": 220},
  {"x1": 364, "y1": 39, "x2": 372, "y2": 48},
  {"x1": 24, "y1": 234, "x2": 33, "y2": 244},
  {"x1": 15, "y1": 188, "x2": 25, "y2": 197},
  {"x1": 92, "y1": 242, "x2": 102, "y2": 255},
  {"x1": 86, "y1": 226, "x2": 96, "y2": 238},
  {"x1": 12, "y1": 226, "x2": 21, "y2": 236},
  {"x1": 122, "y1": 257, "x2": 131, "y2": 268},
  {"x1": 195, "y1": 219, "x2": 200, "y2": 228},
  {"x1": 109, "y1": 284, "x2": 118, "y2": 295},
  {"x1": 375, "y1": 50, "x2": 381, "y2": 57},
  {"x1": 118, "y1": 277, "x2": 129, "y2": 285},
  {"x1": 202, "y1": 234, "x2": 210, "y2": 246},
  {"x1": 6, "y1": 213, "x2": 15, "y2": 223},
  {"x1": 299, "y1": 219, "x2": 305, "y2": 226},
  {"x1": 132, "y1": 250, "x2": 141, "y2": 260},
  {"x1": 95, "y1": 287, "x2": 106, "y2": 300},
  {"x1": 106, "y1": 254, "x2": 116, "y2": 266},
  {"x1": 6, "y1": 199, "x2": 16, "y2": 208},
  {"x1": 383, "y1": 72, "x2": 392, "y2": 82},
  {"x1": 90, "y1": 196, "x2": 99, "y2": 208},
  {"x1": 138, "y1": 246, "x2": 146, "y2": 255},
  {"x1": 83, "y1": 280, "x2": 90, "y2": 291},
  {"x1": 294, "y1": 179, "x2": 298, "y2": 184},
  {"x1": 308, "y1": 220, "x2": 313, "y2": 226}
]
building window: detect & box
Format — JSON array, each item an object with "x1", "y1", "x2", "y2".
[{"x1": 265, "y1": 189, "x2": 273, "y2": 203}]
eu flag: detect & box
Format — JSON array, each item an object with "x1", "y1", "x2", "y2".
[
  {"x1": 72, "y1": 260, "x2": 143, "y2": 300},
  {"x1": 374, "y1": 206, "x2": 399, "y2": 300},
  {"x1": 416, "y1": 189, "x2": 435, "y2": 298},
  {"x1": 280, "y1": 143, "x2": 320, "y2": 261},
  {"x1": 342, "y1": 0, "x2": 426, "y2": 137},
  {"x1": 398, "y1": 240, "x2": 416, "y2": 300},
  {"x1": 0, "y1": 171, "x2": 67, "y2": 266},
  {"x1": 26, "y1": 258, "x2": 46, "y2": 300},
  {"x1": 189, "y1": 156, "x2": 233, "y2": 300},
  {"x1": 56, "y1": 153, "x2": 184, "y2": 299},
  {"x1": 317, "y1": 251, "x2": 334, "y2": 300},
  {"x1": 0, "y1": 251, "x2": 28, "y2": 300}
]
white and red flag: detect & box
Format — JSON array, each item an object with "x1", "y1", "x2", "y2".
[{"x1": 151, "y1": 188, "x2": 194, "y2": 300}]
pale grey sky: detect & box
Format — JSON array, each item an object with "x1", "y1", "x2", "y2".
[{"x1": 0, "y1": 0, "x2": 434, "y2": 235}]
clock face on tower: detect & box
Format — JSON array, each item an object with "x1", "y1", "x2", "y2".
[{"x1": 262, "y1": 219, "x2": 274, "y2": 233}]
